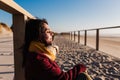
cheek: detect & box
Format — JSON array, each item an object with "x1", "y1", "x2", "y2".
[{"x1": 45, "y1": 33, "x2": 52, "y2": 41}]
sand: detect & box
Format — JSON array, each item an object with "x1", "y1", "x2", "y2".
[
  {"x1": 64, "y1": 35, "x2": 120, "y2": 59},
  {"x1": 54, "y1": 35, "x2": 120, "y2": 80},
  {"x1": 0, "y1": 34, "x2": 120, "y2": 80},
  {"x1": 0, "y1": 35, "x2": 14, "y2": 80}
]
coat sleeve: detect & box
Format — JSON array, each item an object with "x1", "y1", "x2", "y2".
[
  {"x1": 58, "y1": 64, "x2": 86, "y2": 80},
  {"x1": 36, "y1": 54, "x2": 86, "y2": 80}
]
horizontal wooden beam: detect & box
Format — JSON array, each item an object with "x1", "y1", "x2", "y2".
[{"x1": 0, "y1": 0, "x2": 35, "y2": 19}]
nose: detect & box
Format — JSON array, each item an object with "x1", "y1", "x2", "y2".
[{"x1": 50, "y1": 31, "x2": 54, "y2": 36}]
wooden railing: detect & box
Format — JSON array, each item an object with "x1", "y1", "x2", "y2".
[
  {"x1": 69, "y1": 26, "x2": 120, "y2": 50},
  {"x1": 0, "y1": 0, "x2": 35, "y2": 80}
]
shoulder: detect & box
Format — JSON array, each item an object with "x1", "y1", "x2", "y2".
[
  {"x1": 36, "y1": 52, "x2": 50, "y2": 60},
  {"x1": 27, "y1": 52, "x2": 50, "y2": 63}
]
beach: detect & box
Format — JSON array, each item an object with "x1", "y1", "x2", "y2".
[
  {"x1": 54, "y1": 35, "x2": 120, "y2": 79},
  {"x1": 65, "y1": 35, "x2": 120, "y2": 59},
  {"x1": 0, "y1": 35, "x2": 14, "y2": 80},
  {"x1": 0, "y1": 35, "x2": 120, "y2": 80}
]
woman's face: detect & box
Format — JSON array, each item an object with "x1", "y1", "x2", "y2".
[{"x1": 41, "y1": 23, "x2": 54, "y2": 46}]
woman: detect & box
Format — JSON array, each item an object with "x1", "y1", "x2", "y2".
[{"x1": 23, "y1": 18, "x2": 88, "y2": 80}]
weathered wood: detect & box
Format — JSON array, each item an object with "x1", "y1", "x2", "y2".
[
  {"x1": 84, "y1": 30, "x2": 87, "y2": 46},
  {"x1": 78, "y1": 31, "x2": 80, "y2": 43},
  {"x1": 96, "y1": 29, "x2": 99, "y2": 50},
  {"x1": 13, "y1": 14, "x2": 27, "y2": 80},
  {"x1": 0, "y1": 0, "x2": 35, "y2": 80}
]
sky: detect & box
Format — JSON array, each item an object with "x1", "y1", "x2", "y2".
[{"x1": 0, "y1": 0, "x2": 120, "y2": 33}]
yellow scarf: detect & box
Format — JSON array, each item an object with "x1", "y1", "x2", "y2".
[{"x1": 29, "y1": 41, "x2": 56, "y2": 61}]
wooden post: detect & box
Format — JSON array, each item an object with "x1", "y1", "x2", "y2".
[
  {"x1": 74, "y1": 31, "x2": 75, "y2": 42},
  {"x1": 84, "y1": 30, "x2": 87, "y2": 46},
  {"x1": 78, "y1": 31, "x2": 80, "y2": 43},
  {"x1": 70, "y1": 32, "x2": 72, "y2": 40},
  {"x1": 13, "y1": 14, "x2": 27, "y2": 80},
  {"x1": 69, "y1": 32, "x2": 71, "y2": 40},
  {"x1": 96, "y1": 29, "x2": 99, "y2": 50},
  {"x1": 71, "y1": 32, "x2": 72, "y2": 40}
]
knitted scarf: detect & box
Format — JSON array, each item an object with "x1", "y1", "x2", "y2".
[{"x1": 29, "y1": 41, "x2": 56, "y2": 61}]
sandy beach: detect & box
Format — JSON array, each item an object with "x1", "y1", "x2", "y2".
[
  {"x1": 0, "y1": 35, "x2": 120, "y2": 80},
  {"x1": 54, "y1": 35, "x2": 120, "y2": 80},
  {"x1": 64, "y1": 35, "x2": 120, "y2": 59},
  {"x1": 0, "y1": 35, "x2": 14, "y2": 80}
]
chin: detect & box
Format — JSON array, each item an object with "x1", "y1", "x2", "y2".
[{"x1": 45, "y1": 41, "x2": 52, "y2": 46}]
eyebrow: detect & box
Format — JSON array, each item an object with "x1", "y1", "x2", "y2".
[{"x1": 44, "y1": 28, "x2": 51, "y2": 31}]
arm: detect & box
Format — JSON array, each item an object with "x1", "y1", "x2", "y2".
[
  {"x1": 36, "y1": 54, "x2": 86, "y2": 80},
  {"x1": 58, "y1": 64, "x2": 86, "y2": 80}
]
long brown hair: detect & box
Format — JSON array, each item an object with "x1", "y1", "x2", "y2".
[{"x1": 22, "y1": 18, "x2": 48, "y2": 67}]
